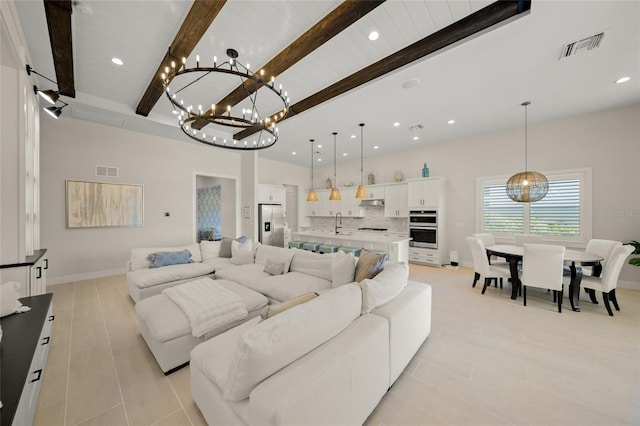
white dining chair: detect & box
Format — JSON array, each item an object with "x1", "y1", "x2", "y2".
[
  {"x1": 582, "y1": 239, "x2": 623, "y2": 276},
  {"x1": 514, "y1": 234, "x2": 543, "y2": 245},
  {"x1": 473, "y1": 233, "x2": 508, "y2": 266},
  {"x1": 580, "y1": 245, "x2": 634, "y2": 316},
  {"x1": 521, "y1": 244, "x2": 566, "y2": 312},
  {"x1": 466, "y1": 237, "x2": 510, "y2": 294}
]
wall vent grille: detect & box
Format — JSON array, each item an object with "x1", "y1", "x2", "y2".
[
  {"x1": 560, "y1": 32, "x2": 604, "y2": 59},
  {"x1": 96, "y1": 165, "x2": 118, "y2": 177}
]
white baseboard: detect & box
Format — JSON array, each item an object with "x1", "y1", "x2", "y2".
[{"x1": 47, "y1": 267, "x2": 128, "y2": 286}]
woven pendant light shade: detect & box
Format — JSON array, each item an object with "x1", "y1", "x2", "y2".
[
  {"x1": 506, "y1": 101, "x2": 548, "y2": 203},
  {"x1": 329, "y1": 187, "x2": 341, "y2": 201},
  {"x1": 355, "y1": 184, "x2": 367, "y2": 199},
  {"x1": 506, "y1": 171, "x2": 549, "y2": 203}
]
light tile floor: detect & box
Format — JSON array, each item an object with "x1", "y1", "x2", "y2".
[{"x1": 34, "y1": 265, "x2": 640, "y2": 425}]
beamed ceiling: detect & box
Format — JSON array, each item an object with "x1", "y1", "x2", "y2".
[{"x1": 15, "y1": 0, "x2": 640, "y2": 167}]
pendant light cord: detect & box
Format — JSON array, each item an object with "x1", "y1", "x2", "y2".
[
  {"x1": 360, "y1": 123, "x2": 365, "y2": 185},
  {"x1": 310, "y1": 139, "x2": 314, "y2": 187},
  {"x1": 333, "y1": 132, "x2": 338, "y2": 187},
  {"x1": 522, "y1": 101, "x2": 530, "y2": 172}
]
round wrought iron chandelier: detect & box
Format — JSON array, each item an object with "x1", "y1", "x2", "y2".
[
  {"x1": 162, "y1": 48, "x2": 290, "y2": 150},
  {"x1": 506, "y1": 101, "x2": 549, "y2": 203}
]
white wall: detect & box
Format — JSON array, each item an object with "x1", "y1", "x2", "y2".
[
  {"x1": 314, "y1": 104, "x2": 640, "y2": 285},
  {"x1": 40, "y1": 116, "x2": 242, "y2": 283},
  {"x1": 258, "y1": 157, "x2": 311, "y2": 228}
]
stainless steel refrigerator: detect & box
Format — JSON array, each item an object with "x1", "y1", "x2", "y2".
[{"x1": 258, "y1": 204, "x2": 285, "y2": 247}]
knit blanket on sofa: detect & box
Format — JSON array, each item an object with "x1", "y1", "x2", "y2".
[{"x1": 163, "y1": 278, "x2": 248, "y2": 338}]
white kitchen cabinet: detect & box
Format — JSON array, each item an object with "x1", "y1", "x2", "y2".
[
  {"x1": 0, "y1": 249, "x2": 48, "y2": 297},
  {"x1": 340, "y1": 187, "x2": 364, "y2": 217},
  {"x1": 324, "y1": 196, "x2": 342, "y2": 217},
  {"x1": 384, "y1": 184, "x2": 408, "y2": 218},
  {"x1": 363, "y1": 184, "x2": 385, "y2": 200},
  {"x1": 305, "y1": 189, "x2": 327, "y2": 217},
  {"x1": 258, "y1": 184, "x2": 285, "y2": 204},
  {"x1": 409, "y1": 247, "x2": 442, "y2": 266},
  {"x1": 407, "y1": 177, "x2": 445, "y2": 209}
]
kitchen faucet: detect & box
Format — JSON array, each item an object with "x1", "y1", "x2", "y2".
[{"x1": 335, "y1": 212, "x2": 342, "y2": 234}]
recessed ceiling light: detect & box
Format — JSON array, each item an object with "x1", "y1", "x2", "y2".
[
  {"x1": 393, "y1": 122, "x2": 400, "y2": 127},
  {"x1": 350, "y1": 134, "x2": 356, "y2": 139},
  {"x1": 413, "y1": 136, "x2": 419, "y2": 141},
  {"x1": 448, "y1": 119, "x2": 455, "y2": 124},
  {"x1": 615, "y1": 76, "x2": 631, "y2": 84},
  {"x1": 373, "y1": 145, "x2": 379, "y2": 150},
  {"x1": 291, "y1": 151, "x2": 296, "y2": 155},
  {"x1": 317, "y1": 158, "x2": 322, "y2": 162},
  {"x1": 111, "y1": 57, "x2": 124, "y2": 66},
  {"x1": 343, "y1": 153, "x2": 348, "y2": 156},
  {"x1": 368, "y1": 31, "x2": 379, "y2": 41},
  {"x1": 317, "y1": 144, "x2": 323, "y2": 148},
  {"x1": 401, "y1": 79, "x2": 420, "y2": 90}
]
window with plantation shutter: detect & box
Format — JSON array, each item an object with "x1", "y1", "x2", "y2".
[
  {"x1": 482, "y1": 184, "x2": 524, "y2": 233},
  {"x1": 476, "y1": 169, "x2": 591, "y2": 245}
]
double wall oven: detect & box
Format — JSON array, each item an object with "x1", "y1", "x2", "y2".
[{"x1": 409, "y1": 210, "x2": 438, "y2": 249}]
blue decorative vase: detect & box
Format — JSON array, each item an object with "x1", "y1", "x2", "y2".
[{"x1": 422, "y1": 163, "x2": 430, "y2": 178}]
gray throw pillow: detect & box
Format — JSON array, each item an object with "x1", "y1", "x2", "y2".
[
  {"x1": 219, "y1": 236, "x2": 248, "y2": 258},
  {"x1": 264, "y1": 259, "x2": 285, "y2": 275}
]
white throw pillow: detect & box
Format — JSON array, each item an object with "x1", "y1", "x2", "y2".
[
  {"x1": 361, "y1": 261, "x2": 409, "y2": 314},
  {"x1": 223, "y1": 284, "x2": 362, "y2": 402},
  {"x1": 254, "y1": 245, "x2": 295, "y2": 273},
  {"x1": 331, "y1": 250, "x2": 356, "y2": 287},
  {"x1": 230, "y1": 239, "x2": 255, "y2": 265},
  {"x1": 0, "y1": 282, "x2": 26, "y2": 318},
  {"x1": 200, "y1": 240, "x2": 222, "y2": 260}
]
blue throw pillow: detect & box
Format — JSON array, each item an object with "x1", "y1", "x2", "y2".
[{"x1": 148, "y1": 249, "x2": 192, "y2": 268}]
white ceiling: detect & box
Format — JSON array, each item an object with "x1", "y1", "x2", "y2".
[{"x1": 14, "y1": 1, "x2": 640, "y2": 167}]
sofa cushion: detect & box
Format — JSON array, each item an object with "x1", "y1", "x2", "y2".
[
  {"x1": 254, "y1": 245, "x2": 295, "y2": 273},
  {"x1": 289, "y1": 248, "x2": 333, "y2": 281},
  {"x1": 260, "y1": 292, "x2": 318, "y2": 320},
  {"x1": 222, "y1": 284, "x2": 362, "y2": 402},
  {"x1": 331, "y1": 250, "x2": 356, "y2": 287},
  {"x1": 127, "y1": 262, "x2": 215, "y2": 289},
  {"x1": 215, "y1": 263, "x2": 270, "y2": 289},
  {"x1": 200, "y1": 240, "x2": 222, "y2": 260},
  {"x1": 263, "y1": 259, "x2": 285, "y2": 276},
  {"x1": 361, "y1": 261, "x2": 409, "y2": 314},
  {"x1": 130, "y1": 243, "x2": 202, "y2": 271},
  {"x1": 148, "y1": 249, "x2": 192, "y2": 268},
  {"x1": 354, "y1": 249, "x2": 387, "y2": 283},
  {"x1": 203, "y1": 257, "x2": 234, "y2": 271},
  {"x1": 256, "y1": 271, "x2": 332, "y2": 302}
]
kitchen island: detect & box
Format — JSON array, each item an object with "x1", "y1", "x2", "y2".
[{"x1": 292, "y1": 230, "x2": 410, "y2": 263}]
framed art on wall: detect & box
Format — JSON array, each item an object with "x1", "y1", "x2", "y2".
[{"x1": 66, "y1": 180, "x2": 144, "y2": 228}]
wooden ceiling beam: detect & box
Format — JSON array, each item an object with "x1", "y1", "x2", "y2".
[
  {"x1": 233, "y1": 0, "x2": 532, "y2": 141},
  {"x1": 136, "y1": 0, "x2": 227, "y2": 117},
  {"x1": 191, "y1": 0, "x2": 386, "y2": 130},
  {"x1": 43, "y1": 0, "x2": 75, "y2": 97}
]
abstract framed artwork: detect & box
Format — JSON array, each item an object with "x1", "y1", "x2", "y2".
[{"x1": 66, "y1": 180, "x2": 144, "y2": 228}]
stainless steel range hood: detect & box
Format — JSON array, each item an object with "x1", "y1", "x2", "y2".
[{"x1": 359, "y1": 199, "x2": 385, "y2": 207}]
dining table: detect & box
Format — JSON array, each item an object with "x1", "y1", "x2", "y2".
[{"x1": 485, "y1": 244, "x2": 603, "y2": 311}]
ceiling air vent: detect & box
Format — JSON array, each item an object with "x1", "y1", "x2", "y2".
[
  {"x1": 560, "y1": 32, "x2": 604, "y2": 59},
  {"x1": 96, "y1": 165, "x2": 118, "y2": 177},
  {"x1": 409, "y1": 124, "x2": 424, "y2": 131}
]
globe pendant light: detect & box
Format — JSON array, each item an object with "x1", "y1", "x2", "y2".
[
  {"x1": 355, "y1": 123, "x2": 368, "y2": 199},
  {"x1": 506, "y1": 101, "x2": 548, "y2": 203},
  {"x1": 306, "y1": 139, "x2": 319, "y2": 202},
  {"x1": 328, "y1": 132, "x2": 341, "y2": 201}
]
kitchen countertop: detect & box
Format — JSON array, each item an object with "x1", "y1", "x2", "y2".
[{"x1": 293, "y1": 230, "x2": 410, "y2": 244}]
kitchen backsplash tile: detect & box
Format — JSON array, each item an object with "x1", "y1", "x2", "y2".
[{"x1": 308, "y1": 206, "x2": 408, "y2": 232}]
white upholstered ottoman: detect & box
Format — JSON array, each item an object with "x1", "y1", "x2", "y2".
[{"x1": 136, "y1": 278, "x2": 268, "y2": 373}]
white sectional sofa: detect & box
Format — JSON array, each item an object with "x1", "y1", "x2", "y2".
[
  {"x1": 191, "y1": 281, "x2": 432, "y2": 426},
  {"x1": 128, "y1": 238, "x2": 433, "y2": 423}
]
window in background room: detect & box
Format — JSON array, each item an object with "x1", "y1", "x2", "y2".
[{"x1": 476, "y1": 169, "x2": 591, "y2": 245}]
